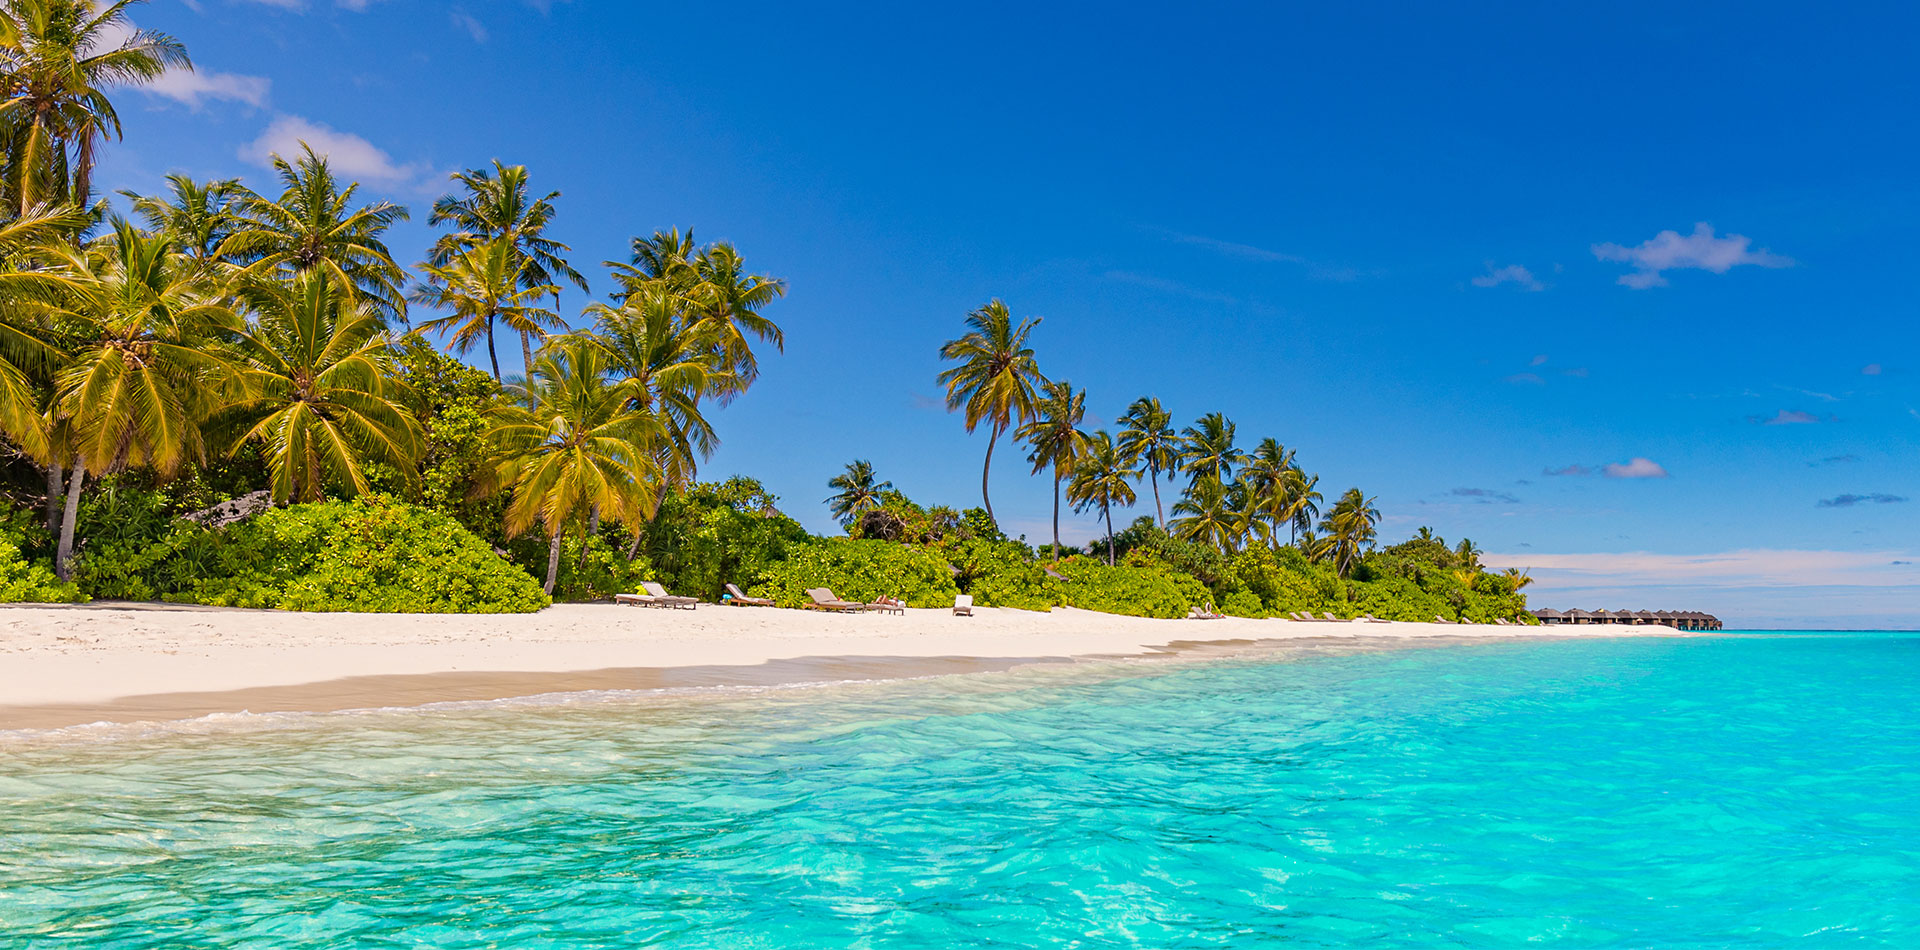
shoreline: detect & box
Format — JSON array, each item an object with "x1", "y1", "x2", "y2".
[{"x1": 0, "y1": 602, "x2": 1703, "y2": 731}]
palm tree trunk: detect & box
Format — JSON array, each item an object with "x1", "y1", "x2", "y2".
[
  {"x1": 544, "y1": 532, "x2": 563, "y2": 595},
  {"x1": 1104, "y1": 503, "x2": 1115, "y2": 566},
  {"x1": 1150, "y1": 467, "x2": 1164, "y2": 528},
  {"x1": 579, "y1": 506, "x2": 600, "y2": 568},
  {"x1": 1051, "y1": 473, "x2": 1062, "y2": 561},
  {"x1": 55, "y1": 461, "x2": 83, "y2": 581},
  {"x1": 520, "y1": 330, "x2": 535, "y2": 380},
  {"x1": 626, "y1": 530, "x2": 644, "y2": 560},
  {"x1": 981, "y1": 423, "x2": 1001, "y2": 525},
  {"x1": 485, "y1": 320, "x2": 503, "y2": 382},
  {"x1": 45, "y1": 460, "x2": 63, "y2": 533}
]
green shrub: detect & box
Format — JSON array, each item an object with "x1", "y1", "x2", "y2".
[
  {"x1": 551, "y1": 532, "x2": 655, "y2": 602},
  {"x1": 1053, "y1": 557, "x2": 1204, "y2": 619},
  {"x1": 950, "y1": 536, "x2": 1059, "y2": 610},
  {"x1": 0, "y1": 511, "x2": 85, "y2": 603},
  {"x1": 636, "y1": 478, "x2": 810, "y2": 600},
  {"x1": 750, "y1": 537, "x2": 960, "y2": 608}
]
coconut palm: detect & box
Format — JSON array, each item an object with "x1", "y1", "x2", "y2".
[
  {"x1": 486, "y1": 335, "x2": 661, "y2": 594},
  {"x1": 687, "y1": 242, "x2": 784, "y2": 398},
  {"x1": 936, "y1": 299, "x2": 1045, "y2": 526},
  {"x1": 411, "y1": 236, "x2": 561, "y2": 382},
  {"x1": 1170, "y1": 475, "x2": 1239, "y2": 553},
  {"x1": 20, "y1": 220, "x2": 235, "y2": 576},
  {"x1": 207, "y1": 273, "x2": 423, "y2": 503},
  {"x1": 1241, "y1": 437, "x2": 1295, "y2": 545},
  {"x1": 1502, "y1": 566, "x2": 1532, "y2": 591},
  {"x1": 825, "y1": 459, "x2": 891, "y2": 527},
  {"x1": 428, "y1": 161, "x2": 587, "y2": 372},
  {"x1": 220, "y1": 146, "x2": 410, "y2": 326},
  {"x1": 1322, "y1": 487, "x2": 1381, "y2": 577},
  {"x1": 1018, "y1": 379, "x2": 1090, "y2": 561},
  {"x1": 0, "y1": 0, "x2": 190, "y2": 214},
  {"x1": 1117, "y1": 396, "x2": 1177, "y2": 527},
  {"x1": 1282, "y1": 467, "x2": 1322, "y2": 546},
  {"x1": 606, "y1": 228, "x2": 699, "y2": 296},
  {"x1": 119, "y1": 174, "x2": 242, "y2": 272},
  {"x1": 583, "y1": 287, "x2": 728, "y2": 489},
  {"x1": 0, "y1": 200, "x2": 91, "y2": 460},
  {"x1": 1454, "y1": 537, "x2": 1483, "y2": 569},
  {"x1": 1067, "y1": 430, "x2": 1138, "y2": 565},
  {"x1": 1180, "y1": 411, "x2": 1246, "y2": 485}
]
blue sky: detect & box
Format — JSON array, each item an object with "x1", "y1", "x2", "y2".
[{"x1": 100, "y1": 2, "x2": 1919, "y2": 627}]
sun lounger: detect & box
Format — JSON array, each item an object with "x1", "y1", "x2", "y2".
[
  {"x1": 1293, "y1": 611, "x2": 1314, "y2": 622},
  {"x1": 640, "y1": 581, "x2": 697, "y2": 609},
  {"x1": 804, "y1": 587, "x2": 871, "y2": 612},
  {"x1": 1434, "y1": 616, "x2": 1454, "y2": 624},
  {"x1": 1494, "y1": 617, "x2": 1514, "y2": 626},
  {"x1": 869, "y1": 596, "x2": 906, "y2": 616},
  {"x1": 724, "y1": 583, "x2": 775, "y2": 607},
  {"x1": 953, "y1": 594, "x2": 973, "y2": 617},
  {"x1": 1187, "y1": 603, "x2": 1225, "y2": 620},
  {"x1": 1358, "y1": 614, "x2": 1389, "y2": 623},
  {"x1": 1319, "y1": 612, "x2": 1341, "y2": 622}
]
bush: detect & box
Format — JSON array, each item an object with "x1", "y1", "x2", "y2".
[
  {"x1": 750, "y1": 537, "x2": 960, "y2": 608},
  {"x1": 951, "y1": 536, "x2": 1059, "y2": 610},
  {"x1": 635, "y1": 478, "x2": 811, "y2": 601},
  {"x1": 0, "y1": 511, "x2": 85, "y2": 603},
  {"x1": 77, "y1": 495, "x2": 549, "y2": 613},
  {"x1": 1053, "y1": 556, "x2": 1205, "y2": 619}
]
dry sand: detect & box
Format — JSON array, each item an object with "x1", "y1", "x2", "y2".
[{"x1": 0, "y1": 602, "x2": 1692, "y2": 730}]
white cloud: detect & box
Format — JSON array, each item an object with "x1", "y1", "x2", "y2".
[
  {"x1": 239, "y1": 115, "x2": 436, "y2": 190},
  {"x1": 1602, "y1": 457, "x2": 1668, "y2": 479},
  {"x1": 450, "y1": 10, "x2": 488, "y2": 42},
  {"x1": 1592, "y1": 223, "x2": 1793, "y2": 289},
  {"x1": 1484, "y1": 549, "x2": 1916, "y2": 590},
  {"x1": 230, "y1": 0, "x2": 382, "y2": 10},
  {"x1": 145, "y1": 69, "x2": 270, "y2": 108},
  {"x1": 1471, "y1": 262, "x2": 1544, "y2": 291}
]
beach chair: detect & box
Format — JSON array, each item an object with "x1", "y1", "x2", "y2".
[
  {"x1": 869, "y1": 596, "x2": 906, "y2": 616},
  {"x1": 1319, "y1": 612, "x2": 1341, "y2": 622},
  {"x1": 724, "y1": 583, "x2": 775, "y2": 607},
  {"x1": 1494, "y1": 617, "x2": 1514, "y2": 626},
  {"x1": 643, "y1": 581, "x2": 698, "y2": 609},
  {"x1": 1434, "y1": 616, "x2": 1454, "y2": 624},
  {"x1": 1292, "y1": 611, "x2": 1314, "y2": 622},
  {"x1": 953, "y1": 594, "x2": 973, "y2": 617},
  {"x1": 804, "y1": 588, "x2": 871, "y2": 612},
  {"x1": 1358, "y1": 614, "x2": 1389, "y2": 623}
]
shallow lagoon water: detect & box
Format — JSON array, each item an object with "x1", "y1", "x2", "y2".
[{"x1": 3, "y1": 633, "x2": 1918, "y2": 948}]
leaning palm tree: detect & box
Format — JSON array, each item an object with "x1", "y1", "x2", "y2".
[
  {"x1": 411, "y1": 237, "x2": 561, "y2": 382},
  {"x1": 584, "y1": 287, "x2": 728, "y2": 489},
  {"x1": 936, "y1": 299, "x2": 1045, "y2": 526},
  {"x1": 428, "y1": 161, "x2": 587, "y2": 372},
  {"x1": 0, "y1": 0, "x2": 190, "y2": 214},
  {"x1": 1171, "y1": 476, "x2": 1240, "y2": 553},
  {"x1": 1117, "y1": 396, "x2": 1177, "y2": 527},
  {"x1": 219, "y1": 146, "x2": 411, "y2": 326},
  {"x1": 825, "y1": 459, "x2": 892, "y2": 527},
  {"x1": 486, "y1": 335, "x2": 662, "y2": 594},
  {"x1": 1018, "y1": 379, "x2": 1091, "y2": 561},
  {"x1": 21, "y1": 221, "x2": 235, "y2": 577},
  {"x1": 1067, "y1": 430, "x2": 1138, "y2": 565},
  {"x1": 119, "y1": 174, "x2": 243, "y2": 273},
  {"x1": 1180, "y1": 411, "x2": 1246, "y2": 485},
  {"x1": 1322, "y1": 487, "x2": 1381, "y2": 577},
  {"x1": 207, "y1": 273, "x2": 423, "y2": 503}
]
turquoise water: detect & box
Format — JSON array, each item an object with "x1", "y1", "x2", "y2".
[{"x1": 3, "y1": 633, "x2": 1919, "y2": 947}]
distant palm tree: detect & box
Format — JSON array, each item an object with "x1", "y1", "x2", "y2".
[
  {"x1": 120, "y1": 174, "x2": 244, "y2": 272},
  {"x1": 1501, "y1": 566, "x2": 1532, "y2": 591},
  {"x1": 1322, "y1": 487, "x2": 1381, "y2": 577},
  {"x1": 487, "y1": 336, "x2": 661, "y2": 594},
  {"x1": 825, "y1": 459, "x2": 892, "y2": 527},
  {"x1": 1018, "y1": 379, "x2": 1091, "y2": 560},
  {"x1": 1454, "y1": 537, "x2": 1483, "y2": 569},
  {"x1": 428, "y1": 161, "x2": 587, "y2": 372},
  {"x1": 1416, "y1": 526, "x2": 1437, "y2": 542},
  {"x1": 1296, "y1": 528, "x2": 1334, "y2": 565},
  {"x1": 936, "y1": 299, "x2": 1045, "y2": 526},
  {"x1": 1171, "y1": 475, "x2": 1239, "y2": 553},
  {"x1": 607, "y1": 228, "x2": 700, "y2": 296},
  {"x1": 584, "y1": 287, "x2": 728, "y2": 489},
  {"x1": 209, "y1": 273, "x2": 423, "y2": 503},
  {"x1": 1242, "y1": 437, "x2": 1295, "y2": 546},
  {"x1": 411, "y1": 237, "x2": 561, "y2": 382},
  {"x1": 1282, "y1": 468, "x2": 1322, "y2": 546},
  {"x1": 0, "y1": 0, "x2": 189, "y2": 214},
  {"x1": 220, "y1": 146, "x2": 411, "y2": 326},
  {"x1": 1117, "y1": 396, "x2": 1177, "y2": 527},
  {"x1": 1180, "y1": 411, "x2": 1246, "y2": 485},
  {"x1": 1068, "y1": 431, "x2": 1139, "y2": 565},
  {"x1": 687, "y1": 243, "x2": 785, "y2": 397}
]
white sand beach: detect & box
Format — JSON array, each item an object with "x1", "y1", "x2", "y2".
[{"x1": 0, "y1": 602, "x2": 1697, "y2": 730}]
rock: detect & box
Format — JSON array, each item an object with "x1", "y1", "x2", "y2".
[{"x1": 181, "y1": 490, "x2": 275, "y2": 529}]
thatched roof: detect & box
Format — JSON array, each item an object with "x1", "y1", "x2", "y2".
[
  {"x1": 1566, "y1": 608, "x2": 1594, "y2": 618},
  {"x1": 1533, "y1": 608, "x2": 1566, "y2": 619}
]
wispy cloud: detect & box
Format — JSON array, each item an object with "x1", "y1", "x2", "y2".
[
  {"x1": 232, "y1": 0, "x2": 383, "y2": 9},
  {"x1": 145, "y1": 69, "x2": 270, "y2": 108},
  {"x1": 450, "y1": 9, "x2": 488, "y2": 41},
  {"x1": 1471, "y1": 262, "x2": 1544, "y2": 291},
  {"x1": 1504, "y1": 372, "x2": 1545, "y2": 386},
  {"x1": 1592, "y1": 223, "x2": 1793, "y2": 289},
  {"x1": 1543, "y1": 464, "x2": 1592, "y2": 477},
  {"x1": 1102, "y1": 270, "x2": 1237, "y2": 306},
  {"x1": 1862, "y1": 363, "x2": 1884, "y2": 376},
  {"x1": 1450, "y1": 487, "x2": 1520, "y2": 504},
  {"x1": 1809, "y1": 454, "x2": 1859, "y2": 467},
  {"x1": 1603, "y1": 457, "x2": 1669, "y2": 479},
  {"x1": 1150, "y1": 228, "x2": 1360, "y2": 281},
  {"x1": 1818, "y1": 493, "x2": 1908, "y2": 509},
  {"x1": 1752, "y1": 409, "x2": 1820, "y2": 426},
  {"x1": 239, "y1": 115, "x2": 439, "y2": 191},
  {"x1": 1483, "y1": 549, "x2": 1917, "y2": 590}
]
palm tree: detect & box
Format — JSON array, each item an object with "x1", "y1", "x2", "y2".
[
  {"x1": 825, "y1": 459, "x2": 891, "y2": 527},
  {"x1": 606, "y1": 228, "x2": 699, "y2": 296},
  {"x1": 687, "y1": 242, "x2": 784, "y2": 398},
  {"x1": 1242, "y1": 437, "x2": 1295, "y2": 546},
  {"x1": 1502, "y1": 566, "x2": 1533, "y2": 591},
  {"x1": 1282, "y1": 467, "x2": 1322, "y2": 547},
  {"x1": 20, "y1": 221, "x2": 234, "y2": 577},
  {"x1": 584, "y1": 287, "x2": 728, "y2": 489},
  {"x1": 487, "y1": 335, "x2": 661, "y2": 594},
  {"x1": 1117, "y1": 396, "x2": 1177, "y2": 527},
  {"x1": 1454, "y1": 537, "x2": 1483, "y2": 569},
  {"x1": 208, "y1": 273, "x2": 423, "y2": 503},
  {"x1": 220, "y1": 146, "x2": 410, "y2": 326},
  {"x1": 428, "y1": 161, "x2": 587, "y2": 373},
  {"x1": 1171, "y1": 476, "x2": 1240, "y2": 553},
  {"x1": 120, "y1": 174, "x2": 242, "y2": 272},
  {"x1": 0, "y1": 0, "x2": 189, "y2": 214},
  {"x1": 411, "y1": 237, "x2": 561, "y2": 382},
  {"x1": 1180, "y1": 411, "x2": 1246, "y2": 485},
  {"x1": 0, "y1": 201, "x2": 91, "y2": 461},
  {"x1": 1322, "y1": 487, "x2": 1381, "y2": 577},
  {"x1": 936, "y1": 299, "x2": 1045, "y2": 526},
  {"x1": 1017, "y1": 379, "x2": 1091, "y2": 560},
  {"x1": 1067, "y1": 430, "x2": 1138, "y2": 565}
]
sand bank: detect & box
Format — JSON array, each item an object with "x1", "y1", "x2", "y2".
[{"x1": 0, "y1": 602, "x2": 1693, "y2": 730}]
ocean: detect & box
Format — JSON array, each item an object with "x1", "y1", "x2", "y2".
[{"x1": 3, "y1": 632, "x2": 1917, "y2": 947}]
